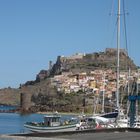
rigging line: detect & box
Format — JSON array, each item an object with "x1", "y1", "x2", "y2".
[
  {"x1": 122, "y1": 0, "x2": 129, "y2": 70},
  {"x1": 123, "y1": 0, "x2": 128, "y2": 52},
  {"x1": 109, "y1": 1, "x2": 119, "y2": 49},
  {"x1": 109, "y1": 0, "x2": 115, "y2": 16},
  {"x1": 122, "y1": 0, "x2": 131, "y2": 113},
  {"x1": 110, "y1": 17, "x2": 118, "y2": 50},
  {"x1": 106, "y1": 0, "x2": 115, "y2": 48}
]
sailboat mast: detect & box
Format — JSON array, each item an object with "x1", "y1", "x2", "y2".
[
  {"x1": 116, "y1": 0, "x2": 121, "y2": 110},
  {"x1": 101, "y1": 72, "x2": 105, "y2": 113}
]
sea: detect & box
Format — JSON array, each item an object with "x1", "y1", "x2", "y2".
[{"x1": 0, "y1": 105, "x2": 75, "y2": 134}]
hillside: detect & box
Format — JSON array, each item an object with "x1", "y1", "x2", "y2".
[
  {"x1": 50, "y1": 48, "x2": 136, "y2": 76},
  {"x1": 0, "y1": 48, "x2": 138, "y2": 113},
  {"x1": 0, "y1": 88, "x2": 20, "y2": 106},
  {"x1": 23, "y1": 48, "x2": 136, "y2": 85}
]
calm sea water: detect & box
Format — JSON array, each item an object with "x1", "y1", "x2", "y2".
[
  {"x1": 0, "y1": 106, "x2": 75, "y2": 134},
  {"x1": 0, "y1": 105, "x2": 17, "y2": 111}
]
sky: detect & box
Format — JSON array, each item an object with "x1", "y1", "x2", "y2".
[{"x1": 0, "y1": 0, "x2": 140, "y2": 88}]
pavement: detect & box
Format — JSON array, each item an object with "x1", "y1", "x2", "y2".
[
  {"x1": 0, "y1": 135, "x2": 65, "y2": 140},
  {"x1": 1, "y1": 132, "x2": 140, "y2": 140},
  {"x1": 58, "y1": 131, "x2": 140, "y2": 140}
]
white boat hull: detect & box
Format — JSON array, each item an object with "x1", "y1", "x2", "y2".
[{"x1": 24, "y1": 124, "x2": 76, "y2": 132}]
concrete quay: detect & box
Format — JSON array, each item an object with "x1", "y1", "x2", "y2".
[
  {"x1": 59, "y1": 131, "x2": 140, "y2": 140},
  {"x1": 0, "y1": 135, "x2": 65, "y2": 140},
  {"x1": 1, "y1": 128, "x2": 140, "y2": 140}
]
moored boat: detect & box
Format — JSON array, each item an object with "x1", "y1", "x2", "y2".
[
  {"x1": 76, "y1": 115, "x2": 115, "y2": 130},
  {"x1": 100, "y1": 110, "x2": 118, "y2": 120},
  {"x1": 24, "y1": 113, "x2": 78, "y2": 132},
  {"x1": 133, "y1": 121, "x2": 140, "y2": 128}
]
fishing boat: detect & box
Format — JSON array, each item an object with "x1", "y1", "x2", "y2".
[{"x1": 24, "y1": 113, "x2": 78, "y2": 132}]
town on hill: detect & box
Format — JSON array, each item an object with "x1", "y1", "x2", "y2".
[{"x1": 0, "y1": 48, "x2": 139, "y2": 114}]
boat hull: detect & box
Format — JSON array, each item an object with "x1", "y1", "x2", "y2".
[
  {"x1": 24, "y1": 124, "x2": 76, "y2": 132},
  {"x1": 100, "y1": 112, "x2": 118, "y2": 119}
]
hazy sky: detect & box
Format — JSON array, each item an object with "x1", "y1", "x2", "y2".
[{"x1": 0, "y1": 0, "x2": 140, "y2": 88}]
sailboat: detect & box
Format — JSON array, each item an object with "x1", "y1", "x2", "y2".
[
  {"x1": 114, "y1": 0, "x2": 139, "y2": 128},
  {"x1": 100, "y1": 110, "x2": 118, "y2": 120},
  {"x1": 100, "y1": 73, "x2": 118, "y2": 120},
  {"x1": 101, "y1": 0, "x2": 128, "y2": 126}
]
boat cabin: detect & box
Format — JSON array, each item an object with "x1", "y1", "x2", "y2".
[{"x1": 44, "y1": 115, "x2": 61, "y2": 127}]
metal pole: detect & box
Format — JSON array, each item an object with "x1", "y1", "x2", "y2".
[
  {"x1": 102, "y1": 72, "x2": 105, "y2": 113},
  {"x1": 116, "y1": 0, "x2": 121, "y2": 111},
  {"x1": 136, "y1": 70, "x2": 139, "y2": 121}
]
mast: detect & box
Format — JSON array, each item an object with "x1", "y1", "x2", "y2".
[
  {"x1": 116, "y1": 0, "x2": 121, "y2": 110},
  {"x1": 101, "y1": 72, "x2": 105, "y2": 113},
  {"x1": 126, "y1": 68, "x2": 130, "y2": 115},
  {"x1": 136, "y1": 70, "x2": 139, "y2": 121}
]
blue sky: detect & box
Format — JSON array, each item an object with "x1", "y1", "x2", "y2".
[{"x1": 0, "y1": 0, "x2": 140, "y2": 88}]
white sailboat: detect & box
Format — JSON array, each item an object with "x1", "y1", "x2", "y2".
[
  {"x1": 114, "y1": 0, "x2": 129, "y2": 128},
  {"x1": 100, "y1": 72, "x2": 118, "y2": 120},
  {"x1": 114, "y1": 0, "x2": 140, "y2": 128}
]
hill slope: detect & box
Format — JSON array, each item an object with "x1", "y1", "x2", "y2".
[
  {"x1": 0, "y1": 48, "x2": 137, "y2": 113},
  {"x1": 50, "y1": 48, "x2": 136, "y2": 76}
]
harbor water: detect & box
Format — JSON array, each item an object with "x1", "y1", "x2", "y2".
[{"x1": 0, "y1": 106, "x2": 75, "y2": 134}]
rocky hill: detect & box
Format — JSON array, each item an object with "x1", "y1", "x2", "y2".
[
  {"x1": 0, "y1": 87, "x2": 20, "y2": 106},
  {"x1": 0, "y1": 48, "x2": 137, "y2": 113},
  {"x1": 23, "y1": 48, "x2": 137, "y2": 85},
  {"x1": 50, "y1": 48, "x2": 136, "y2": 76}
]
